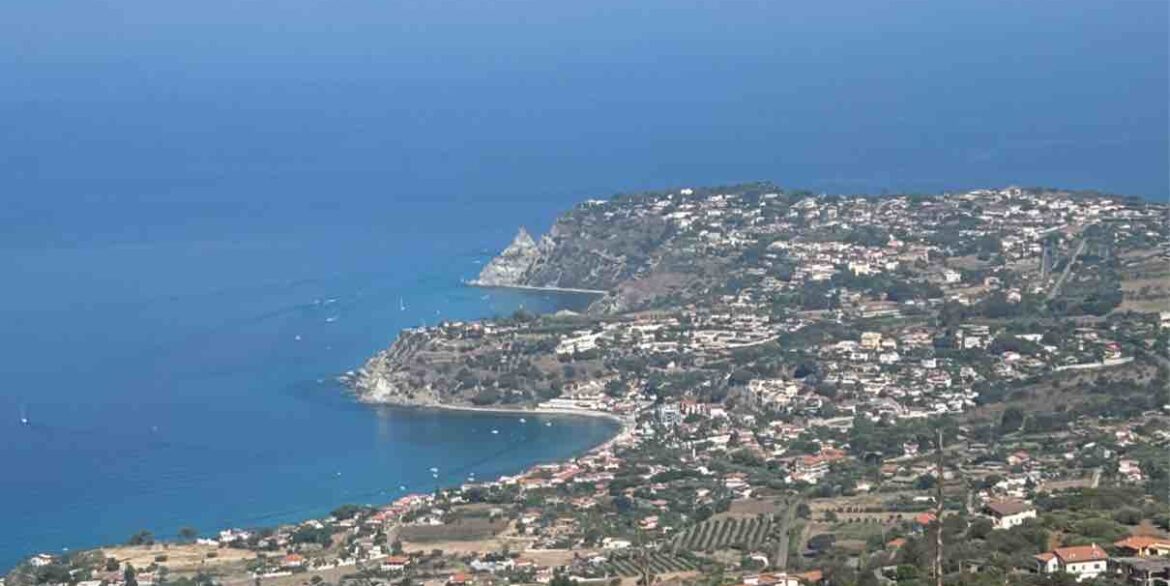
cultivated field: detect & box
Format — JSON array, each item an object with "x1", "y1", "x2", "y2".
[
  {"x1": 397, "y1": 518, "x2": 508, "y2": 543},
  {"x1": 670, "y1": 514, "x2": 775, "y2": 552},
  {"x1": 604, "y1": 551, "x2": 699, "y2": 577}
]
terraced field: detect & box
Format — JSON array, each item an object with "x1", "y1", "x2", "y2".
[
  {"x1": 670, "y1": 514, "x2": 776, "y2": 552},
  {"x1": 604, "y1": 552, "x2": 699, "y2": 577}
]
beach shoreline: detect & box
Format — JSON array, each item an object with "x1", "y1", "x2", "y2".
[
  {"x1": 464, "y1": 280, "x2": 609, "y2": 296},
  {"x1": 368, "y1": 400, "x2": 635, "y2": 454}
]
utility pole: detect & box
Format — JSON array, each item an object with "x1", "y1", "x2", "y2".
[
  {"x1": 934, "y1": 428, "x2": 945, "y2": 586},
  {"x1": 637, "y1": 528, "x2": 654, "y2": 586}
]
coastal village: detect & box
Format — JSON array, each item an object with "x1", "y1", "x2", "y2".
[{"x1": 8, "y1": 186, "x2": 1169, "y2": 586}]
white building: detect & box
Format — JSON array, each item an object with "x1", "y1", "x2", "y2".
[
  {"x1": 1034, "y1": 544, "x2": 1109, "y2": 581},
  {"x1": 983, "y1": 500, "x2": 1037, "y2": 530}
]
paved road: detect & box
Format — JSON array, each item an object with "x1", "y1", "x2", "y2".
[
  {"x1": 774, "y1": 497, "x2": 799, "y2": 571},
  {"x1": 1046, "y1": 238, "x2": 1088, "y2": 301}
]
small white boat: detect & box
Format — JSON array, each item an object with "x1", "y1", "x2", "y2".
[
  {"x1": 545, "y1": 421, "x2": 553, "y2": 427},
  {"x1": 400, "y1": 297, "x2": 406, "y2": 311},
  {"x1": 491, "y1": 429, "x2": 499, "y2": 435},
  {"x1": 294, "y1": 334, "x2": 302, "y2": 341},
  {"x1": 429, "y1": 466, "x2": 439, "y2": 473},
  {"x1": 19, "y1": 405, "x2": 29, "y2": 426},
  {"x1": 325, "y1": 316, "x2": 337, "y2": 323},
  {"x1": 519, "y1": 417, "x2": 526, "y2": 423},
  {"x1": 398, "y1": 485, "x2": 406, "y2": 491}
]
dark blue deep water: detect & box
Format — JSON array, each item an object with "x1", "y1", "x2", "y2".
[{"x1": 0, "y1": 0, "x2": 1166, "y2": 568}]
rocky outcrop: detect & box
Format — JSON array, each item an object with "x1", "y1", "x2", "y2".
[
  {"x1": 470, "y1": 227, "x2": 542, "y2": 287},
  {"x1": 470, "y1": 203, "x2": 674, "y2": 296},
  {"x1": 345, "y1": 331, "x2": 442, "y2": 405}
]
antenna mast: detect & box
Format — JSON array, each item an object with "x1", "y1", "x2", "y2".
[{"x1": 934, "y1": 428, "x2": 944, "y2": 586}]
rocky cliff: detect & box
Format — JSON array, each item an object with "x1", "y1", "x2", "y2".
[
  {"x1": 469, "y1": 227, "x2": 543, "y2": 287},
  {"x1": 345, "y1": 330, "x2": 443, "y2": 405},
  {"x1": 470, "y1": 203, "x2": 673, "y2": 294}
]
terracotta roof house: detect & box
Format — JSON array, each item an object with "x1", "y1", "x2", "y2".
[
  {"x1": 794, "y1": 569, "x2": 825, "y2": 584},
  {"x1": 1114, "y1": 535, "x2": 1170, "y2": 558},
  {"x1": 913, "y1": 512, "x2": 937, "y2": 527},
  {"x1": 281, "y1": 554, "x2": 305, "y2": 569},
  {"x1": 1035, "y1": 544, "x2": 1109, "y2": 581},
  {"x1": 381, "y1": 556, "x2": 411, "y2": 571}
]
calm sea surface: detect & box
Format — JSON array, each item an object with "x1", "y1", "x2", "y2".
[
  {"x1": 0, "y1": 0, "x2": 1166, "y2": 568},
  {"x1": 0, "y1": 213, "x2": 617, "y2": 565}
]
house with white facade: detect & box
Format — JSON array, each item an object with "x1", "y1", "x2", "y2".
[
  {"x1": 983, "y1": 500, "x2": 1037, "y2": 530},
  {"x1": 1034, "y1": 544, "x2": 1109, "y2": 581}
]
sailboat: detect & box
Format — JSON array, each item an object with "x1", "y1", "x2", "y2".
[
  {"x1": 399, "y1": 297, "x2": 406, "y2": 312},
  {"x1": 19, "y1": 405, "x2": 29, "y2": 426}
]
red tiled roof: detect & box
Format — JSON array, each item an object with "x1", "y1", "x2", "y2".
[
  {"x1": 914, "y1": 512, "x2": 937, "y2": 525},
  {"x1": 1115, "y1": 536, "x2": 1170, "y2": 550},
  {"x1": 1052, "y1": 544, "x2": 1108, "y2": 563},
  {"x1": 796, "y1": 569, "x2": 824, "y2": 584}
]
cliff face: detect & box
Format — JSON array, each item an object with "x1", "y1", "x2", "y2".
[
  {"x1": 470, "y1": 227, "x2": 542, "y2": 287},
  {"x1": 471, "y1": 205, "x2": 673, "y2": 293},
  {"x1": 347, "y1": 331, "x2": 443, "y2": 405}
]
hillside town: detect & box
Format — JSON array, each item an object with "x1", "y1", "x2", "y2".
[{"x1": 7, "y1": 185, "x2": 1169, "y2": 586}]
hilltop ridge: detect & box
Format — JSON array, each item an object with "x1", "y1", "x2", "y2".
[{"x1": 352, "y1": 182, "x2": 1169, "y2": 411}]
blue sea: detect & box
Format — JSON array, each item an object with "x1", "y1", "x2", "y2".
[{"x1": 0, "y1": 0, "x2": 1166, "y2": 569}]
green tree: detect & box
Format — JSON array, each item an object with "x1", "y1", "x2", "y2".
[
  {"x1": 549, "y1": 571, "x2": 577, "y2": 586},
  {"x1": 999, "y1": 407, "x2": 1025, "y2": 434},
  {"x1": 126, "y1": 530, "x2": 155, "y2": 546}
]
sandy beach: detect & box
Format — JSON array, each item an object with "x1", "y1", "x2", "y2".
[{"x1": 378, "y1": 401, "x2": 635, "y2": 455}]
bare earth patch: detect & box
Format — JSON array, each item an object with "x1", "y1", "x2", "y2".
[{"x1": 101, "y1": 544, "x2": 255, "y2": 573}]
